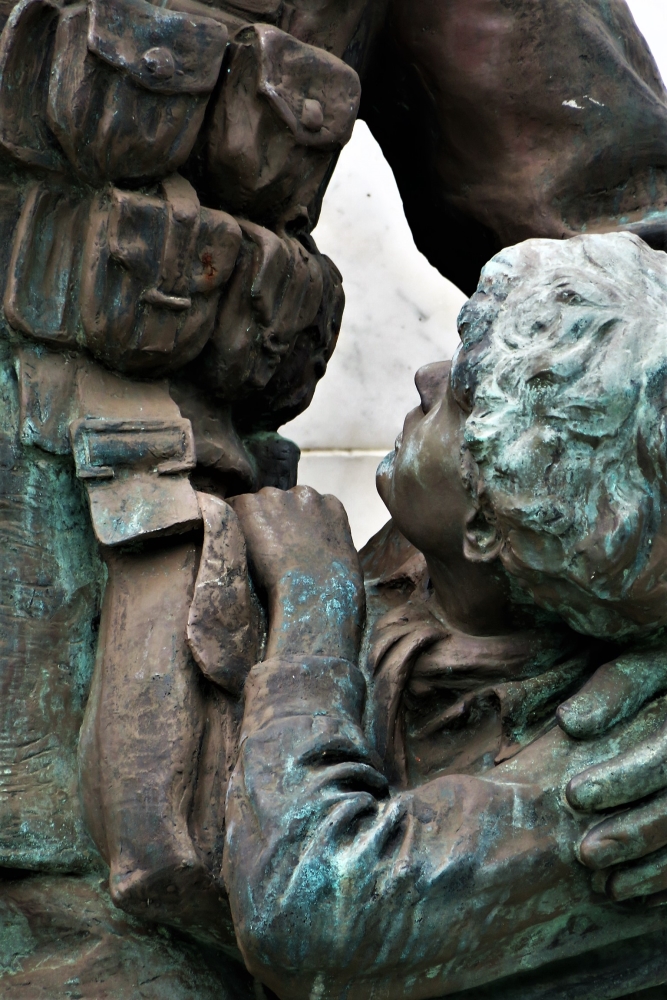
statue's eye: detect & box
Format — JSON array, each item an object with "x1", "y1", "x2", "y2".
[
  {"x1": 556, "y1": 288, "x2": 585, "y2": 305},
  {"x1": 527, "y1": 369, "x2": 566, "y2": 390}
]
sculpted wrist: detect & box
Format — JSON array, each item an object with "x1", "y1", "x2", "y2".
[
  {"x1": 266, "y1": 568, "x2": 363, "y2": 661},
  {"x1": 267, "y1": 605, "x2": 360, "y2": 661}
]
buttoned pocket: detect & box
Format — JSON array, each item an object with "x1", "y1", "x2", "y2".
[
  {"x1": 198, "y1": 219, "x2": 323, "y2": 398},
  {"x1": 46, "y1": 0, "x2": 228, "y2": 184},
  {"x1": 201, "y1": 24, "x2": 360, "y2": 228},
  {"x1": 80, "y1": 174, "x2": 241, "y2": 373}
]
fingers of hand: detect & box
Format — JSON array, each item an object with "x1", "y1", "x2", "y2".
[
  {"x1": 566, "y1": 727, "x2": 667, "y2": 812},
  {"x1": 579, "y1": 788, "x2": 667, "y2": 869},
  {"x1": 291, "y1": 488, "x2": 359, "y2": 569},
  {"x1": 321, "y1": 491, "x2": 355, "y2": 538},
  {"x1": 601, "y1": 843, "x2": 667, "y2": 902},
  {"x1": 295, "y1": 487, "x2": 355, "y2": 550},
  {"x1": 287, "y1": 484, "x2": 323, "y2": 509},
  {"x1": 558, "y1": 650, "x2": 667, "y2": 739},
  {"x1": 228, "y1": 488, "x2": 282, "y2": 530},
  {"x1": 232, "y1": 486, "x2": 343, "y2": 525}
]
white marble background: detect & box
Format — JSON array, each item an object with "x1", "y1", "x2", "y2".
[{"x1": 286, "y1": 0, "x2": 667, "y2": 547}]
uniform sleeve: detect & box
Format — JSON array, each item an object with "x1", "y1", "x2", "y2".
[
  {"x1": 223, "y1": 656, "x2": 583, "y2": 1000},
  {"x1": 361, "y1": 0, "x2": 667, "y2": 295}
]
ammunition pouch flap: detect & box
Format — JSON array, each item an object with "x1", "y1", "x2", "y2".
[
  {"x1": 87, "y1": 0, "x2": 227, "y2": 94},
  {"x1": 254, "y1": 24, "x2": 360, "y2": 150},
  {"x1": 48, "y1": 0, "x2": 227, "y2": 182},
  {"x1": 0, "y1": 0, "x2": 67, "y2": 171},
  {"x1": 202, "y1": 23, "x2": 360, "y2": 227},
  {"x1": 0, "y1": 0, "x2": 227, "y2": 181},
  {"x1": 199, "y1": 221, "x2": 324, "y2": 398}
]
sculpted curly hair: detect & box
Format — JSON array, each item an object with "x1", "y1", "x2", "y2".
[{"x1": 450, "y1": 232, "x2": 667, "y2": 638}]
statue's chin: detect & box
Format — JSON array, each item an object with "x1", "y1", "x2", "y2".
[{"x1": 375, "y1": 450, "x2": 395, "y2": 507}]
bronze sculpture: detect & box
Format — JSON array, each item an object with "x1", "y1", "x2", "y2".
[
  {"x1": 4, "y1": 0, "x2": 667, "y2": 996},
  {"x1": 225, "y1": 232, "x2": 667, "y2": 999}
]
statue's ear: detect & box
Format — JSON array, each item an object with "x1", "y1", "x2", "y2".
[{"x1": 463, "y1": 508, "x2": 503, "y2": 562}]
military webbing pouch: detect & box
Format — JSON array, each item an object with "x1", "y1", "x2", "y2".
[
  {"x1": 4, "y1": 182, "x2": 90, "y2": 346},
  {"x1": 0, "y1": 0, "x2": 67, "y2": 172},
  {"x1": 232, "y1": 245, "x2": 344, "y2": 431},
  {"x1": 0, "y1": 0, "x2": 228, "y2": 182},
  {"x1": 199, "y1": 218, "x2": 323, "y2": 398},
  {"x1": 5, "y1": 174, "x2": 242, "y2": 374},
  {"x1": 202, "y1": 23, "x2": 361, "y2": 228},
  {"x1": 48, "y1": 0, "x2": 227, "y2": 183},
  {"x1": 80, "y1": 174, "x2": 241, "y2": 372}
]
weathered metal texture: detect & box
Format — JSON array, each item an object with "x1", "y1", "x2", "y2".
[
  {"x1": 0, "y1": 873, "x2": 259, "y2": 998},
  {"x1": 5, "y1": 0, "x2": 667, "y2": 996},
  {"x1": 226, "y1": 647, "x2": 667, "y2": 999},
  {"x1": 77, "y1": 539, "x2": 239, "y2": 947},
  {"x1": 0, "y1": 343, "x2": 103, "y2": 873},
  {"x1": 454, "y1": 233, "x2": 667, "y2": 640},
  {"x1": 187, "y1": 492, "x2": 259, "y2": 694},
  {"x1": 0, "y1": 0, "x2": 364, "y2": 988}
]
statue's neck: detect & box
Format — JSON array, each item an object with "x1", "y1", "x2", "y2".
[{"x1": 424, "y1": 550, "x2": 542, "y2": 637}]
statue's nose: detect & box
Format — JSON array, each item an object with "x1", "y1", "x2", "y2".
[{"x1": 415, "y1": 360, "x2": 451, "y2": 414}]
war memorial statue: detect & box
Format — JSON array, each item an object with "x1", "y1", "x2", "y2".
[{"x1": 4, "y1": 0, "x2": 667, "y2": 997}]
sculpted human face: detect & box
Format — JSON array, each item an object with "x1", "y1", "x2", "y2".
[
  {"x1": 378, "y1": 361, "x2": 520, "y2": 636},
  {"x1": 377, "y1": 361, "x2": 475, "y2": 562}
]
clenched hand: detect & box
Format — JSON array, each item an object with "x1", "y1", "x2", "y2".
[{"x1": 230, "y1": 486, "x2": 365, "y2": 662}]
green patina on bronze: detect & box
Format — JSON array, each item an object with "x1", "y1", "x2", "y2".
[
  {"x1": 0, "y1": 341, "x2": 104, "y2": 872},
  {"x1": 5, "y1": 0, "x2": 667, "y2": 997}
]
